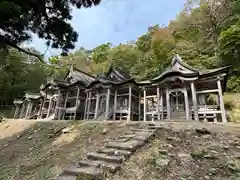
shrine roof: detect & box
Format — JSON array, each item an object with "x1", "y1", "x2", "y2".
[
  {"x1": 139, "y1": 55, "x2": 230, "y2": 85},
  {"x1": 86, "y1": 65, "x2": 135, "y2": 88},
  {"x1": 64, "y1": 66, "x2": 96, "y2": 86},
  {"x1": 24, "y1": 93, "x2": 41, "y2": 100}
]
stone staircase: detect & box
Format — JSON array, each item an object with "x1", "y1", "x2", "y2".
[{"x1": 57, "y1": 124, "x2": 161, "y2": 180}]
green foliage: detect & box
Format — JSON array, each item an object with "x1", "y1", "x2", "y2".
[
  {"x1": 0, "y1": 0, "x2": 101, "y2": 56},
  {"x1": 0, "y1": 48, "x2": 48, "y2": 107},
  {"x1": 1, "y1": 0, "x2": 240, "y2": 109},
  {"x1": 190, "y1": 149, "x2": 207, "y2": 159},
  {"x1": 223, "y1": 93, "x2": 240, "y2": 122}
]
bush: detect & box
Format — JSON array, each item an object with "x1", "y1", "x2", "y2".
[
  {"x1": 224, "y1": 93, "x2": 240, "y2": 109},
  {"x1": 224, "y1": 93, "x2": 240, "y2": 122}
]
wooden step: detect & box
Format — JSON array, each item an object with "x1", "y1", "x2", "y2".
[{"x1": 87, "y1": 152, "x2": 124, "y2": 164}]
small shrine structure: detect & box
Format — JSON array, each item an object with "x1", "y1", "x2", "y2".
[{"x1": 138, "y1": 55, "x2": 229, "y2": 123}]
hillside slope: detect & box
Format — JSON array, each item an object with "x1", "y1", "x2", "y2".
[
  {"x1": 0, "y1": 120, "x2": 132, "y2": 180},
  {"x1": 0, "y1": 120, "x2": 239, "y2": 180}
]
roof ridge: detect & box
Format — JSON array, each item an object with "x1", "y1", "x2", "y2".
[
  {"x1": 112, "y1": 66, "x2": 132, "y2": 79},
  {"x1": 72, "y1": 66, "x2": 96, "y2": 79}
]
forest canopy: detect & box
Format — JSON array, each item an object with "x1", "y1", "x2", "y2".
[{"x1": 1, "y1": 0, "x2": 240, "y2": 107}]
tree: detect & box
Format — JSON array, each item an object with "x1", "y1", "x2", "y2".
[
  {"x1": 0, "y1": 48, "x2": 46, "y2": 107},
  {"x1": 173, "y1": 0, "x2": 233, "y2": 60},
  {"x1": 0, "y1": 0, "x2": 101, "y2": 58}
]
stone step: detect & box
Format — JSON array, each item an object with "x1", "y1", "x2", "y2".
[
  {"x1": 87, "y1": 152, "x2": 124, "y2": 164},
  {"x1": 77, "y1": 159, "x2": 102, "y2": 167},
  {"x1": 119, "y1": 134, "x2": 136, "y2": 139},
  {"x1": 60, "y1": 166, "x2": 103, "y2": 179},
  {"x1": 97, "y1": 148, "x2": 132, "y2": 157},
  {"x1": 114, "y1": 137, "x2": 130, "y2": 142},
  {"x1": 148, "y1": 125, "x2": 164, "y2": 130},
  {"x1": 124, "y1": 132, "x2": 136, "y2": 135},
  {"x1": 77, "y1": 159, "x2": 121, "y2": 173},
  {"x1": 57, "y1": 174, "x2": 77, "y2": 180},
  {"x1": 106, "y1": 139, "x2": 144, "y2": 152},
  {"x1": 131, "y1": 128, "x2": 156, "y2": 133},
  {"x1": 133, "y1": 131, "x2": 155, "y2": 142}
]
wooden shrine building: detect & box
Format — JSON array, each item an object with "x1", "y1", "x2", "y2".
[
  {"x1": 84, "y1": 65, "x2": 140, "y2": 121},
  {"x1": 138, "y1": 55, "x2": 229, "y2": 123},
  {"x1": 13, "y1": 93, "x2": 41, "y2": 119},
  {"x1": 13, "y1": 55, "x2": 230, "y2": 123},
  {"x1": 38, "y1": 66, "x2": 95, "y2": 120}
]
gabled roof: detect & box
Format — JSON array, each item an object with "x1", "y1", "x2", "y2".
[
  {"x1": 149, "y1": 55, "x2": 229, "y2": 83},
  {"x1": 151, "y1": 55, "x2": 199, "y2": 82},
  {"x1": 41, "y1": 66, "x2": 96, "y2": 91},
  {"x1": 40, "y1": 80, "x2": 71, "y2": 91},
  {"x1": 24, "y1": 93, "x2": 41, "y2": 100},
  {"x1": 106, "y1": 65, "x2": 132, "y2": 82},
  {"x1": 13, "y1": 99, "x2": 23, "y2": 105},
  {"x1": 86, "y1": 65, "x2": 135, "y2": 88},
  {"x1": 64, "y1": 66, "x2": 96, "y2": 86}
]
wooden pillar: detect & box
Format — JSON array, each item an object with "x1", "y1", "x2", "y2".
[
  {"x1": 33, "y1": 104, "x2": 38, "y2": 118},
  {"x1": 157, "y1": 86, "x2": 160, "y2": 121},
  {"x1": 23, "y1": 102, "x2": 28, "y2": 119},
  {"x1": 38, "y1": 96, "x2": 45, "y2": 119},
  {"x1": 105, "y1": 88, "x2": 110, "y2": 120},
  {"x1": 14, "y1": 106, "x2": 19, "y2": 119},
  {"x1": 25, "y1": 101, "x2": 31, "y2": 119},
  {"x1": 84, "y1": 92, "x2": 89, "y2": 120},
  {"x1": 46, "y1": 98, "x2": 52, "y2": 118},
  {"x1": 14, "y1": 106, "x2": 17, "y2": 119},
  {"x1": 95, "y1": 92, "x2": 100, "y2": 119},
  {"x1": 138, "y1": 92, "x2": 141, "y2": 121},
  {"x1": 127, "y1": 86, "x2": 132, "y2": 121},
  {"x1": 160, "y1": 89, "x2": 164, "y2": 120},
  {"x1": 74, "y1": 87, "x2": 80, "y2": 120},
  {"x1": 217, "y1": 78, "x2": 227, "y2": 123},
  {"x1": 191, "y1": 82, "x2": 199, "y2": 121},
  {"x1": 24, "y1": 102, "x2": 29, "y2": 119},
  {"x1": 55, "y1": 91, "x2": 61, "y2": 120},
  {"x1": 176, "y1": 92, "x2": 179, "y2": 110},
  {"x1": 19, "y1": 103, "x2": 25, "y2": 119},
  {"x1": 166, "y1": 87, "x2": 170, "y2": 120},
  {"x1": 143, "y1": 88, "x2": 147, "y2": 121},
  {"x1": 184, "y1": 86, "x2": 190, "y2": 120},
  {"x1": 87, "y1": 92, "x2": 92, "y2": 120},
  {"x1": 113, "y1": 89, "x2": 117, "y2": 121},
  {"x1": 62, "y1": 92, "x2": 68, "y2": 120}
]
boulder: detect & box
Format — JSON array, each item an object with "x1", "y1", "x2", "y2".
[
  {"x1": 62, "y1": 127, "x2": 71, "y2": 133},
  {"x1": 101, "y1": 128, "x2": 109, "y2": 135},
  {"x1": 196, "y1": 128, "x2": 211, "y2": 135}
]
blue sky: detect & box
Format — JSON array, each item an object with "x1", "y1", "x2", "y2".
[{"x1": 27, "y1": 0, "x2": 185, "y2": 58}]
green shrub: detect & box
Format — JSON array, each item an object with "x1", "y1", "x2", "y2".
[{"x1": 224, "y1": 93, "x2": 240, "y2": 109}]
